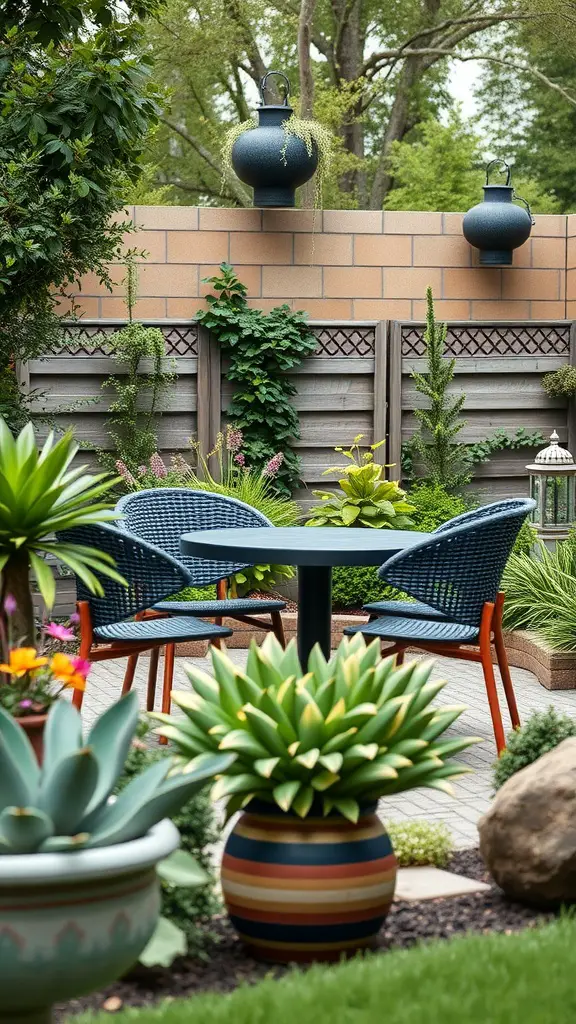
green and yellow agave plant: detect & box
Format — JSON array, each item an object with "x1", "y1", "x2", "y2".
[
  {"x1": 0, "y1": 417, "x2": 123, "y2": 643},
  {"x1": 153, "y1": 634, "x2": 479, "y2": 823}
]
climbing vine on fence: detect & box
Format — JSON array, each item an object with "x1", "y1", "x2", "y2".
[{"x1": 196, "y1": 263, "x2": 317, "y2": 495}]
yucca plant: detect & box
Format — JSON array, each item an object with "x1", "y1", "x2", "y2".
[
  {"x1": 0, "y1": 417, "x2": 124, "y2": 644},
  {"x1": 0, "y1": 690, "x2": 233, "y2": 853},
  {"x1": 153, "y1": 634, "x2": 478, "y2": 824}
]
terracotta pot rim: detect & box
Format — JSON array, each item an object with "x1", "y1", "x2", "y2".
[
  {"x1": 0, "y1": 818, "x2": 179, "y2": 884},
  {"x1": 13, "y1": 712, "x2": 48, "y2": 725}
]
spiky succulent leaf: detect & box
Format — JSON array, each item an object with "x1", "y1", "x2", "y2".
[
  {"x1": 0, "y1": 693, "x2": 228, "y2": 854},
  {"x1": 153, "y1": 636, "x2": 477, "y2": 819},
  {"x1": 0, "y1": 807, "x2": 54, "y2": 853},
  {"x1": 0, "y1": 704, "x2": 39, "y2": 794}
]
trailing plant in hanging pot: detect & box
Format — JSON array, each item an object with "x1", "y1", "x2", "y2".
[{"x1": 222, "y1": 70, "x2": 333, "y2": 208}]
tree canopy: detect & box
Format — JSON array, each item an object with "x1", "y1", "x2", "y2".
[{"x1": 140, "y1": 0, "x2": 576, "y2": 210}]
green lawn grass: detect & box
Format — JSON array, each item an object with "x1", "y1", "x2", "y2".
[{"x1": 78, "y1": 917, "x2": 576, "y2": 1024}]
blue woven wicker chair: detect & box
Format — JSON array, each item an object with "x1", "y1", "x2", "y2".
[
  {"x1": 344, "y1": 498, "x2": 535, "y2": 753},
  {"x1": 115, "y1": 489, "x2": 287, "y2": 647},
  {"x1": 363, "y1": 500, "x2": 530, "y2": 621},
  {"x1": 57, "y1": 523, "x2": 232, "y2": 715}
]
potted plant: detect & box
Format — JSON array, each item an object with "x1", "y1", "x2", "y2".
[
  {"x1": 223, "y1": 70, "x2": 333, "y2": 209},
  {"x1": 0, "y1": 600, "x2": 88, "y2": 761},
  {"x1": 154, "y1": 634, "x2": 477, "y2": 963},
  {"x1": 0, "y1": 417, "x2": 123, "y2": 646},
  {"x1": 0, "y1": 689, "x2": 232, "y2": 1022}
]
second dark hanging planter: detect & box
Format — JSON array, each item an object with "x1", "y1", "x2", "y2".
[
  {"x1": 463, "y1": 160, "x2": 534, "y2": 266},
  {"x1": 231, "y1": 71, "x2": 319, "y2": 208}
]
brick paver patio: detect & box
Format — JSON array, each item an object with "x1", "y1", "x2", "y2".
[{"x1": 83, "y1": 651, "x2": 576, "y2": 849}]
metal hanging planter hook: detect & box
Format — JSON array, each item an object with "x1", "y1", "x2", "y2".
[{"x1": 259, "y1": 70, "x2": 291, "y2": 106}]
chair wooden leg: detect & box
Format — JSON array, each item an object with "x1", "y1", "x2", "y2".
[
  {"x1": 146, "y1": 647, "x2": 161, "y2": 712},
  {"x1": 159, "y1": 643, "x2": 176, "y2": 745},
  {"x1": 493, "y1": 595, "x2": 520, "y2": 729},
  {"x1": 479, "y1": 608, "x2": 506, "y2": 754},
  {"x1": 395, "y1": 647, "x2": 406, "y2": 665},
  {"x1": 122, "y1": 655, "x2": 138, "y2": 696},
  {"x1": 271, "y1": 610, "x2": 286, "y2": 648}
]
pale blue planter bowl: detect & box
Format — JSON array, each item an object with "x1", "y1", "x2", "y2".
[{"x1": 0, "y1": 819, "x2": 179, "y2": 1023}]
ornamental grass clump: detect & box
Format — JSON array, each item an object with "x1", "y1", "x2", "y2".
[
  {"x1": 0, "y1": 690, "x2": 233, "y2": 854},
  {"x1": 306, "y1": 435, "x2": 415, "y2": 529},
  {"x1": 153, "y1": 634, "x2": 478, "y2": 824}
]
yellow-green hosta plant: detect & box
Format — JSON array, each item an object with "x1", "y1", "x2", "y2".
[
  {"x1": 153, "y1": 634, "x2": 479, "y2": 823},
  {"x1": 306, "y1": 436, "x2": 415, "y2": 529},
  {"x1": 0, "y1": 417, "x2": 123, "y2": 644}
]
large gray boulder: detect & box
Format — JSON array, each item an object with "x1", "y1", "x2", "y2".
[{"x1": 479, "y1": 737, "x2": 576, "y2": 905}]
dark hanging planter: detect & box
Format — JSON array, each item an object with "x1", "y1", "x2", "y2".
[
  {"x1": 462, "y1": 160, "x2": 534, "y2": 266},
  {"x1": 231, "y1": 71, "x2": 319, "y2": 208}
]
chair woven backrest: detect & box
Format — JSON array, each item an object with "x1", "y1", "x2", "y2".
[
  {"x1": 433, "y1": 499, "x2": 530, "y2": 534},
  {"x1": 57, "y1": 523, "x2": 191, "y2": 628},
  {"x1": 115, "y1": 488, "x2": 273, "y2": 586},
  {"x1": 380, "y1": 498, "x2": 535, "y2": 626}
]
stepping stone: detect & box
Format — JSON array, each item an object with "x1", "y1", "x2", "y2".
[{"x1": 395, "y1": 866, "x2": 491, "y2": 901}]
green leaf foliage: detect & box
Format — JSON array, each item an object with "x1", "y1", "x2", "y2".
[
  {"x1": 493, "y1": 707, "x2": 576, "y2": 790},
  {"x1": 0, "y1": 417, "x2": 122, "y2": 640},
  {"x1": 386, "y1": 819, "x2": 453, "y2": 867},
  {"x1": 402, "y1": 290, "x2": 544, "y2": 493},
  {"x1": 502, "y1": 533, "x2": 576, "y2": 652},
  {"x1": 331, "y1": 566, "x2": 402, "y2": 611},
  {"x1": 0, "y1": 692, "x2": 229, "y2": 854},
  {"x1": 153, "y1": 633, "x2": 478, "y2": 823},
  {"x1": 306, "y1": 436, "x2": 414, "y2": 529},
  {"x1": 0, "y1": 2, "x2": 161, "y2": 426},
  {"x1": 196, "y1": 264, "x2": 317, "y2": 495}
]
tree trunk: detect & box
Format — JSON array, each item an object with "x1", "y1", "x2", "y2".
[
  {"x1": 1, "y1": 553, "x2": 35, "y2": 647},
  {"x1": 332, "y1": 0, "x2": 366, "y2": 202},
  {"x1": 298, "y1": 0, "x2": 318, "y2": 208},
  {"x1": 369, "y1": 56, "x2": 423, "y2": 209}
]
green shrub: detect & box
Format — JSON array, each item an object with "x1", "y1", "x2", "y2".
[
  {"x1": 164, "y1": 584, "x2": 217, "y2": 603},
  {"x1": 78, "y1": 918, "x2": 576, "y2": 1024},
  {"x1": 117, "y1": 734, "x2": 222, "y2": 952},
  {"x1": 493, "y1": 707, "x2": 576, "y2": 790},
  {"x1": 512, "y1": 518, "x2": 536, "y2": 556},
  {"x1": 387, "y1": 819, "x2": 453, "y2": 867},
  {"x1": 406, "y1": 481, "x2": 468, "y2": 533},
  {"x1": 331, "y1": 565, "x2": 403, "y2": 611}
]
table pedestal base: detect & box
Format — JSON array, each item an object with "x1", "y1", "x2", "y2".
[{"x1": 297, "y1": 564, "x2": 332, "y2": 666}]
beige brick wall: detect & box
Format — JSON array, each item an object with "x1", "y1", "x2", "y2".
[{"x1": 69, "y1": 208, "x2": 570, "y2": 321}]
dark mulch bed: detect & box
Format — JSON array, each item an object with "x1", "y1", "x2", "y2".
[{"x1": 55, "y1": 850, "x2": 554, "y2": 1021}]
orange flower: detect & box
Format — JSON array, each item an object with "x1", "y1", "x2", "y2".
[
  {"x1": 49, "y1": 653, "x2": 86, "y2": 692},
  {"x1": 0, "y1": 648, "x2": 48, "y2": 677}
]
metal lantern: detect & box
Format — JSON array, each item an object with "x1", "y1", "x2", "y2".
[
  {"x1": 526, "y1": 431, "x2": 576, "y2": 546},
  {"x1": 463, "y1": 160, "x2": 534, "y2": 266}
]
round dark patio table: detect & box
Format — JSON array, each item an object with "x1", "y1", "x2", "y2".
[{"x1": 180, "y1": 526, "x2": 429, "y2": 665}]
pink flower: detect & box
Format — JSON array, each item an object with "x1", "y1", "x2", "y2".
[
  {"x1": 171, "y1": 454, "x2": 190, "y2": 476},
  {"x1": 71, "y1": 656, "x2": 92, "y2": 679},
  {"x1": 19, "y1": 699, "x2": 33, "y2": 709},
  {"x1": 69, "y1": 612, "x2": 80, "y2": 625},
  {"x1": 3, "y1": 594, "x2": 16, "y2": 615},
  {"x1": 137, "y1": 465, "x2": 148, "y2": 476},
  {"x1": 234, "y1": 453, "x2": 246, "y2": 467},
  {"x1": 262, "y1": 452, "x2": 284, "y2": 478},
  {"x1": 149, "y1": 453, "x2": 168, "y2": 479},
  {"x1": 44, "y1": 622, "x2": 75, "y2": 642},
  {"x1": 115, "y1": 460, "x2": 137, "y2": 487},
  {"x1": 226, "y1": 427, "x2": 244, "y2": 453}
]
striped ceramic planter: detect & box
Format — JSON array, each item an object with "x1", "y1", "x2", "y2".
[{"x1": 221, "y1": 801, "x2": 396, "y2": 963}]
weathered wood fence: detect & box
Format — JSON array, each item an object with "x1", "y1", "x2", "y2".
[{"x1": 27, "y1": 318, "x2": 574, "y2": 510}]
